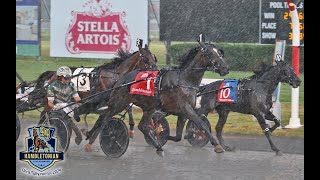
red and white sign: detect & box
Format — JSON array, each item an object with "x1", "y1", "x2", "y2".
[{"x1": 51, "y1": 0, "x2": 148, "y2": 59}]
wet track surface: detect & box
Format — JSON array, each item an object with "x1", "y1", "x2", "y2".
[{"x1": 16, "y1": 120, "x2": 304, "y2": 180}]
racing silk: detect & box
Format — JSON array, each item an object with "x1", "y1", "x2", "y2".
[{"x1": 47, "y1": 80, "x2": 79, "y2": 104}]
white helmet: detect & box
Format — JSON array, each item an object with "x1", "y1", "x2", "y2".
[{"x1": 56, "y1": 66, "x2": 72, "y2": 78}]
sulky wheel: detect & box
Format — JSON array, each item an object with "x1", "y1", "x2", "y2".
[
  {"x1": 144, "y1": 115, "x2": 170, "y2": 147},
  {"x1": 16, "y1": 113, "x2": 21, "y2": 141},
  {"x1": 185, "y1": 115, "x2": 211, "y2": 147},
  {"x1": 48, "y1": 117, "x2": 71, "y2": 152},
  {"x1": 100, "y1": 118, "x2": 129, "y2": 158}
]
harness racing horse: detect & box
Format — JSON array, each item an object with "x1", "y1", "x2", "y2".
[
  {"x1": 178, "y1": 60, "x2": 301, "y2": 156},
  {"x1": 84, "y1": 40, "x2": 230, "y2": 156},
  {"x1": 28, "y1": 45, "x2": 158, "y2": 133}
]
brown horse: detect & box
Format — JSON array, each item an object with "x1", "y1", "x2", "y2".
[
  {"x1": 84, "y1": 40, "x2": 229, "y2": 156},
  {"x1": 28, "y1": 45, "x2": 158, "y2": 133}
]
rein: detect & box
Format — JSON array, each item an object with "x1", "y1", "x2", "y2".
[
  {"x1": 196, "y1": 86, "x2": 232, "y2": 97},
  {"x1": 52, "y1": 74, "x2": 157, "y2": 113}
]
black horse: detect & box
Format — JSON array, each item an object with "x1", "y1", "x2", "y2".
[
  {"x1": 171, "y1": 60, "x2": 301, "y2": 156},
  {"x1": 27, "y1": 45, "x2": 158, "y2": 132},
  {"x1": 84, "y1": 40, "x2": 230, "y2": 156}
]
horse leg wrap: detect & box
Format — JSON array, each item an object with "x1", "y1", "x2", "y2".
[{"x1": 263, "y1": 127, "x2": 270, "y2": 133}]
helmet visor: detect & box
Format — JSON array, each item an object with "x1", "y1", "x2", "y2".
[{"x1": 63, "y1": 74, "x2": 71, "y2": 79}]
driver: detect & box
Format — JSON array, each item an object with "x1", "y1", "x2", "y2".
[{"x1": 47, "y1": 66, "x2": 83, "y2": 145}]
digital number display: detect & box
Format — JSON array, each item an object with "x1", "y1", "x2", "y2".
[{"x1": 260, "y1": 0, "x2": 304, "y2": 45}]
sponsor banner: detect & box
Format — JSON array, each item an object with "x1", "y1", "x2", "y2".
[
  {"x1": 51, "y1": 0, "x2": 148, "y2": 59},
  {"x1": 16, "y1": 0, "x2": 41, "y2": 56}
]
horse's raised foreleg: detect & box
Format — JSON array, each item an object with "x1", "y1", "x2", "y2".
[
  {"x1": 183, "y1": 104, "x2": 224, "y2": 153},
  {"x1": 137, "y1": 109, "x2": 164, "y2": 156},
  {"x1": 255, "y1": 113, "x2": 282, "y2": 156},
  {"x1": 127, "y1": 104, "x2": 135, "y2": 138},
  {"x1": 215, "y1": 107, "x2": 235, "y2": 151},
  {"x1": 167, "y1": 116, "x2": 186, "y2": 142},
  {"x1": 265, "y1": 111, "x2": 281, "y2": 132}
]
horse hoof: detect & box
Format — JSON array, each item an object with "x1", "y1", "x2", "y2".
[
  {"x1": 214, "y1": 145, "x2": 225, "y2": 153},
  {"x1": 156, "y1": 150, "x2": 164, "y2": 157},
  {"x1": 75, "y1": 136, "x2": 83, "y2": 145},
  {"x1": 84, "y1": 144, "x2": 93, "y2": 152},
  {"x1": 128, "y1": 130, "x2": 134, "y2": 138},
  {"x1": 276, "y1": 151, "x2": 283, "y2": 156}
]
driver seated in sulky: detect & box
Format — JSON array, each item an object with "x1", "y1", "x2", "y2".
[{"x1": 47, "y1": 66, "x2": 83, "y2": 145}]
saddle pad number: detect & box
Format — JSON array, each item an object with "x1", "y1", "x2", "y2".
[
  {"x1": 217, "y1": 80, "x2": 238, "y2": 103},
  {"x1": 71, "y1": 68, "x2": 94, "y2": 91}
]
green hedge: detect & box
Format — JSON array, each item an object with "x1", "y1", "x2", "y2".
[{"x1": 169, "y1": 43, "x2": 304, "y2": 72}]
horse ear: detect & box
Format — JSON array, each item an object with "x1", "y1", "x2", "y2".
[
  {"x1": 145, "y1": 44, "x2": 149, "y2": 50},
  {"x1": 136, "y1": 38, "x2": 143, "y2": 48},
  {"x1": 197, "y1": 39, "x2": 207, "y2": 52}
]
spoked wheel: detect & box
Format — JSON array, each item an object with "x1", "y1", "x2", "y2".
[
  {"x1": 100, "y1": 118, "x2": 129, "y2": 158},
  {"x1": 144, "y1": 116, "x2": 170, "y2": 147},
  {"x1": 185, "y1": 115, "x2": 211, "y2": 147},
  {"x1": 16, "y1": 113, "x2": 20, "y2": 141},
  {"x1": 48, "y1": 117, "x2": 71, "y2": 152}
]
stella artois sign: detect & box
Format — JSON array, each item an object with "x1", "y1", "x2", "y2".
[
  {"x1": 51, "y1": 0, "x2": 148, "y2": 59},
  {"x1": 65, "y1": 0, "x2": 131, "y2": 54}
]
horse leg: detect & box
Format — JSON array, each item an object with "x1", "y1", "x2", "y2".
[
  {"x1": 68, "y1": 119, "x2": 83, "y2": 145},
  {"x1": 127, "y1": 104, "x2": 135, "y2": 138},
  {"x1": 254, "y1": 113, "x2": 282, "y2": 156},
  {"x1": 215, "y1": 108, "x2": 235, "y2": 151},
  {"x1": 182, "y1": 104, "x2": 224, "y2": 153},
  {"x1": 84, "y1": 103, "x2": 128, "y2": 152},
  {"x1": 167, "y1": 116, "x2": 186, "y2": 142},
  {"x1": 184, "y1": 106, "x2": 212, "y2": 139},
  {"x1": 82, "y1": 114, "x2": 106, "y2": 152},
  {"x1": 265, "y1": 111, "x2": 281, "y2": 132},
  {"x1": 137, "y1": 109, "x2": 164, "y2": 157}
]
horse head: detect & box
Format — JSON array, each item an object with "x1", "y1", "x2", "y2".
[
  {"x1": 136, "y1": 44, "x2": 158, "y2": 70},
  {"x1": 197, "y1": 40, "x2": 229, "y2": 76},
  {"x1": 275, "y1": 61, "x2": 301, "y2": 88}
]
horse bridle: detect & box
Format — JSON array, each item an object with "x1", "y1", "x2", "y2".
[
  {"x1": 199, "y1": 42, "x2": 224, "y2": 71},
  {"x1": 280, "y1": 65, "x2": 296, "y2": 86},
  {"x1": 138, "y1": 50, "x2": 156, "y2": 69}
]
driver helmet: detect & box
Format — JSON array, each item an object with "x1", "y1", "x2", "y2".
[{"x1": 56, "y1": 66, "x2": 72, "y2": 79}]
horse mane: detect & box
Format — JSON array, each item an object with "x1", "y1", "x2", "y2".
[
  {"x1": 177, "y1": 46, "x2": 200, "y2": 68},
  {"x1": 99, "y1": 49, "x2": 138, "y2": 70},
  {"x1": 177, "y1": 43, "x2": 221, "y2": 69},
  {"x1": 241, "y1": 61, "x2": 273, "y2": 80}
]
